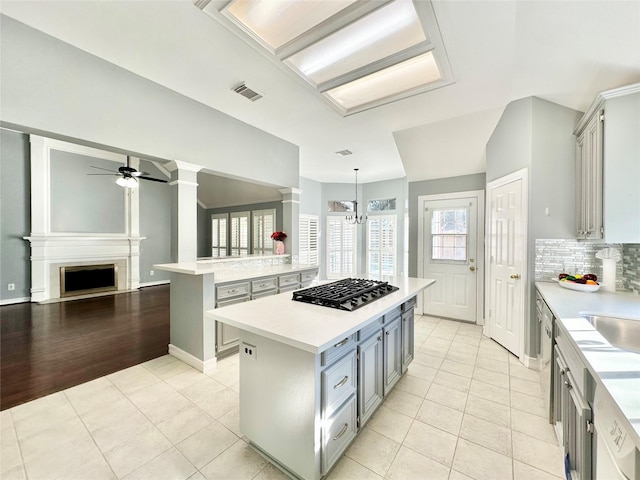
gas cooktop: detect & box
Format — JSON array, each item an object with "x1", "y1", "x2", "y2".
[{"x1": 292, "y1": 278, "x2": 399, "y2": 311}]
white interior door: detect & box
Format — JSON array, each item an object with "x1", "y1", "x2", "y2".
[
  {"x1": 488, "y1": 174, "x2": 526, "y2": 356},
  {"x1": 422, "y1": 198, "x2": 478, "y2": 322}
]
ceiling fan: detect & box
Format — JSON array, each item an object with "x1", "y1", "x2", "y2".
[{"x1": 88, "y1": 156, "x2": 168, "y2": 188}]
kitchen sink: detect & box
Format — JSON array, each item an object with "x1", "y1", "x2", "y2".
[{"x1": 581, "y1": 314, "x2": 640, "y2": 353}]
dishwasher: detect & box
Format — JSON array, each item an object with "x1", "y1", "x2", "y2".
[{"x1": 537, "y1": 291, "x2": 554, "y2": 423}]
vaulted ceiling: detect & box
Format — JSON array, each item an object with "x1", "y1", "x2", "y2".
[{"x1": 2, "y1": 0, "x2": 639, "y2": 184}]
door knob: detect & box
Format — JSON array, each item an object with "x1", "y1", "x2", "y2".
[
  {"x1": 469, "y1": 266, "x2": 476, "y2": 272},
  {"x1": 510, "y1": 274, "x2": 521, "y2": 280}
]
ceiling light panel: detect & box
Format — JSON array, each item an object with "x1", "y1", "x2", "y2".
[
  {"x1": 325, "y1": 52, "x2": 441, "y2": 111},
  {"x1": 286, "y1": 0, "x2": 427, "y2": 86},
  {"x1": 224, "y1": 0, "x2": 358, "y2": 51}
]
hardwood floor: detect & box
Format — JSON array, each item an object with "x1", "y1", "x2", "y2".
[{"x1": 0, "y1": 285, "x2": 170, "y2": 410}]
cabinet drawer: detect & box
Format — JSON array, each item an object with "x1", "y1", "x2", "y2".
[
  {"x1": 251, "y1": 290, "x2": 277, "y2": 300},
  {"x1": 321, "y1": 395, "x2": 357, "y2": 475},
  {"x1": 216, "y1": 282, "x2": 249, "y2": 301},
  {"x1": 322, "y1": 351, "x2": 357, "y2": 417},
  {"x1": 278, "y1": 273, "x2": 300, "y2": 287},
  {"x1": 300, "y1": 269, "x2": 318, "y2": 283},
  {"x1": 358, "y1": 318, "x2": 382, "y2": 342},
  {"x1": 278, "y1": 284, "x2": 300, "y2": 294},
  {"x1": 383, "y1": 307, "x2": 402, "y2": 324},
  {"x1": 402, "y1": 296, "x2": 417, "y2": 312},
  {"x1": 321, "y1": 335, "x2": 356, "y2": 366},
  {"x1": 251, "y1": 277, "x2": 277, "y2": 293}
]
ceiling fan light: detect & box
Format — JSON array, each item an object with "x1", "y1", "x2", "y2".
[
  {"x1": 125, "y1": 177, "x2": 138, "y2": 188},
  {"x1": 116, "y1": 177, "x2": 127, "y2": 187}
]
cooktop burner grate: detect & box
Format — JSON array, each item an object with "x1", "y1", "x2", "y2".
[{"x1": 292, "y1": 278, "x2": 399, "y2": 311}]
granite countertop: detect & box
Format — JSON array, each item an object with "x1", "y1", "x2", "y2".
[
  {"x1": 535, "y1": 282, "x2": 640, "y2": 446},
  {"x1": 153, "y1": 261, "x2": 318, "y2": 279},
  {"x1": 208, "y1": 277, "x2": 435, "y2": 354}
]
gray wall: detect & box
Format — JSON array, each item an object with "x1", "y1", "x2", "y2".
[
  {"x1": 407, "y1": 173, "x2": 486, "y2": 277},
  {"x1": 50, "y1": 151, "x2": 125, "y2": 233},
  {"x1": 139, "y1": 160, "x2": 172, "y2": 284},
  {"x1": 486, "y1": 96, "x2": 582, "y2": 358},
  {"x1": 0, "y1": 129, "x2": 31, "y2": 302},
  {"x1": 0, "y1": 15, "x2": 299, "y2": 189},
  {"x1": 299, "y1": 177, "x2": 322, "y2": 217},
  {"x1": 197, "y1": 204, "x2": 210, "y2": 258}
]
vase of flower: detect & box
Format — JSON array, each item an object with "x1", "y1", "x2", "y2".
[{"x1": 271, "y1": 231, "x2": 287, "y2": 255}]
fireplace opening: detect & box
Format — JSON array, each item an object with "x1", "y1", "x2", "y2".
[{"x1": 60, "y1": 264, "x2": 118, "y2": 297}]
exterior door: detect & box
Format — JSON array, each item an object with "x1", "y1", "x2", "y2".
[
  {"x1": 487, "y1": 174, "x2": 525, "y2": 356},
  {"x1": 422, "y1": 198, "x2": 478, "y2": 322}
]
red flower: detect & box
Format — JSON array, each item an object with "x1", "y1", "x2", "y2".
[{"x1": 271, "y1": 231, "x2": 287, "y2": 241}]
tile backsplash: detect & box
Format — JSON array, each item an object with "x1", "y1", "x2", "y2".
[{"x1": 534, "y1": 239, "x2": 635, "y2": 291}]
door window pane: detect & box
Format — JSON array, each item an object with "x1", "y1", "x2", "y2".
[{"x1": 431, "y1": 208, "x2": 467, "y2": 261}]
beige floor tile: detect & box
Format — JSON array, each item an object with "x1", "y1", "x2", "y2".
[
  {"x1": 0, "y1": 465, "x2": 27, "y2": 480},
  {"x1": 510, "y1": 391, "x2": 546, "y2": 418},
  {"x1": 217, "y1": 405, "x2": 242, "y2": 438},
  {"x1": 448, "y1": 342, "x2": 479, "y2": 355},
  {"x1": 157, "y1": 404, "x2": 215, "y2": 444},
  {"x1": 416, "y1": 400, "x2": 463, "y2": 436},
  {"x1": 386, "y1": 446, "x2": 450, "y2": 480},
  {"x1": 252, "y1": 463, "x2": 291, "y2": 480},
  {"x1": 452, "y1": 438, "x2": 513, "y2": 480},
  {"x1": 208, "y1": 362, "x2": 240, "y2": 387},
  {"x1": 134, "y1": 390, "x2": 194, "y2": 425},
  {"x1": 433, "y1": 370, "x2": 472, "y2": 393},
  {"x1": 513, "y1": 460, "x2": 564, "y2": 480},
  {"x1": 464, "y1": 394, "x2": 511, "y2": 428},
  {"x1": 413, "y1": 351, "x2": 445, "y2": 370},
  {"x1": 472, "y1": 367, "x2": 510, "y2": 389},
  {"x1": 9, "y1": 392, "x2": 69, "y2": 423},
  {"x1": 475, "y1": 356, "x2": 509, "y2": 374},
  {"x1": 181, "y1": 377, "x2": 227, "y2": 404},
  {"x1": 424, "y1": 336, "x2": 453, "y2": 349},
  {"x1": 165, "y1": 368, "x2": 210, "y2": 391},
  {"x1": 187, "y1": 472, "x2": 206, "y2": 480},
  {"x1": 394, "y1": 374, "x2": 431, "y2": 397},
  {"x1": 19, "y1": 415, "x2": 91, "y2": 463},
  {"x1": 366, "y1": 405, "x2": 413, "y2": 443},
  {"x1": 142, "y1": 355, "x2": 178, "y2": 371},
  {"x1": 430, "y1": 330, "x2": 457, "y2": 341},
  {"x1": 1, "y1": 423, "x2": 23, "y2": 475},
  {"x1": 406, "y1": 363, "x2": 438, "y2": 382},
  {"x1": 326, "y1": 456, "x2": 382, "y2": 480},
  {"x1": 124, "y1": 446, "x2": 196, "y2": 480},
  {"x1": 449, "y1": 469, "x2": 474, "y2": 480},
  {"x1": 510, "y1": 377, "x2": 543, "y2": 398},
  {"x1": 452, "y1": 334, "x2": 481, "y2": 347},
  {"x1": 382, "y1": 389, "x2": 424, "y2": 418},
  {"x1": 108, "y1": 365, "x2": 162, "y2": 395},
  {"x1": 468, "y1": 380, "x2": 510, "y2": 406},
  {"x1": 195, "y1": 388, "x2": 239, "y2": 420},
  {"x1": 104, "y1": 426, "x2": 172, "y2": 478},
  {"x1": 512, "y1": 431, "x2": 565, "y2": 478},
  {"x1": 64, "y1": 377, "x2": 126, "y2": 415},
  {"x1": 199, "y1": 440, "x2": 266, "y2": 480},
  {"x1": 444, "y1": 350, "x2": 477, "y2": 366},
  {"x1": 152, "y1": 360, "x2": 195, "y2": 380},
  {"x1": 13, "y1": 400, "x2": 78, "y2": 441},
  {"x1": 511, "y1": 409, "x2": 558, "y2": 445},
  {"x1": 176, "y1": 421, "x2": 239, "y2": 469},
  {"x1": 426, "y1": 383, "x2": 468, "y2": 411},
  {"x1": 477, "y1": 348, "x2": 509, "y2": 363},
  {"x1": 439, "y1": 359, "x2": 474, "y2": 379},
  {"x1": 509, "y1": 363, "x2": 541, "y2": 383},
  {"x1": 403, "y1": 420, "x2": 457, "y2": 467},
  {"x1": 459, "y1": 414, "x2": 512, "y2": 457},
  {"x1": 345, "y1": 428, "x2": 401, "y2": 476}
]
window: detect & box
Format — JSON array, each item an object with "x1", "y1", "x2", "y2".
[
  {"x1": 431, "y1": 208, "x2": 467, "y2": 261},
  {"x1": 367, "y1": 215, "x2": 396, "y2": 276},
  {"x1": 299, "y1": 214, "x2": 319, "y2": 265},
  {"x1": 230, "y1": 211, "x2": 250, "y2": 256},
  {"x1": 211, "y1": 213, "x2": 228, "y2": 257},
  {"x1": 403, "y1": 212, "x2": 409, "y2": 276},
  {"x1": 368, "y1": 198, "x2": 396, "y2": 212},
  {"x1": 327, "y1": 216, "x2": 356, "y2": 278},
  {"x1": 252, "y1": 209, "x2": 275, "y2": 255},
  {"x1": 327, "y1": 201, "x2": 354, "y2": 212}
]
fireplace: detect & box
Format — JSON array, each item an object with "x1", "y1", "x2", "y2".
[{"x1": 60, "y1": 264, "x2": 118, "y2": 297}]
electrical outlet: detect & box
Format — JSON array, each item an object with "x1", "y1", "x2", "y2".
[
  {"x1": 8, "y1": 283, "x2": 15, "y2": 291},
  {"x1": 241, "y1": 342, "x2": 257, "y2": 360},
  {"x1": 150, "y1": 270, "x2": 155, "y2": 276}
]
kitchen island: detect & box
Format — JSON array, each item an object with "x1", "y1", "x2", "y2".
[{"x1": 209, "y1": 276, "x2": 434, "y2": 480}]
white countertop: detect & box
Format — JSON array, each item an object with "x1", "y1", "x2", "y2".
[
  {"x1": 208, "y1": 277, "x2": 435, "y2": 354},
  {"x1": 153, "y1": 261, "x2": 318, "y2": 280},
  {"x1": 535, "y1": 282, "x2": 640, "y2": 445}
]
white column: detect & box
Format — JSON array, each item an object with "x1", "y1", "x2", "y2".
[
  {"x1": 167, "y1": 160, "x2": 202, "y2": 263},
  {"x1": 279, "y1": 188, "x2": 302, "y2": 261}
]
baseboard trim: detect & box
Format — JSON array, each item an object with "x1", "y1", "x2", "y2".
[
  {"x1": 0, "y1": 297, "x2": 31, "y2": 306},
  {"x1": 140, "y1": 280, "x2": 170, "y2": 288},
  {"x1": 523, "y1": 354, "x2": 541, "y2": 370},
  {"x1": 169, "y1": 344, "x2": 217, "y2": 373}
]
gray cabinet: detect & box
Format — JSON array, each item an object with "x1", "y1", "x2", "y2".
[
  {"x1": 215, "y1": 296, "x2": 248, "y2": 357},
  {"x1": 401, "y1": 299, "x2": 415, "y2": 373},
  {"x1": 383, "y1": 316, "x2": 402, "y2": 394},
  {"x1": 575, "y1": 110, "x2": 604, "y2": 240},
  {"x1": 357, "y1": 329, "x2": 383, "y2": 427}
]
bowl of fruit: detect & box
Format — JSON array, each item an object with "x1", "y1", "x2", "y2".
[{"x1": 556, "y1": 273, "x2": 600, "y2": 292}]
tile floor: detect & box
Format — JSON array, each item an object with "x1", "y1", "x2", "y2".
[{"x1": 0, "y1": 316, "x2": 564, "y2": 480}]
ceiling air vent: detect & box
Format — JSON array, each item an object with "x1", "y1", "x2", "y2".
[
  {"x1": 335, "y1": 149, "x2": 353, "y2": 156},
  {"x1": 233, "y1": 83, "x2": 263, "y2": 102}
]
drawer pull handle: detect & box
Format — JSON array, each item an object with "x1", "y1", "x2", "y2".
[
  {"x1": 333, "y1": 423, "x2": 349, "y2": 441},
  {"x1": 334, "y1": 338, "x2": 349, "y2": 348},
  {"x1": 334, "y1": 376, "x2": 349, "y2": 389},
  {"x1": 229, "y1": 289, "x2": 238, "y2": 293}
]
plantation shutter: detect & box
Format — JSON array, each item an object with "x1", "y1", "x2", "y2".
[
  {"x1": 327, "y1": 217, "x2": 356, "y2": 278},
  {"x1": 211, "y1": 213, "x2": 228, "y2": 257},
  {"x1": 230, "y1": 211, "x2": 250, "y2": 256},
  {"x1": 252, "y1": 209, "x2": 275, "y2": 255},
  {"x1": 367, "y1": 215, "x2": 396, "y2": 275},
  {"x1": 299, "y1": 215, "x2": 319, "y2": 265}
]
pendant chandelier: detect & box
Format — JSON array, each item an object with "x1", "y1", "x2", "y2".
[{"x1": 346, "y1": 168, "x2": 367, "y2": 225}]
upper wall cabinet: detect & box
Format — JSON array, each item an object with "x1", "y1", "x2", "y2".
[{"x1": 573, "y1": 84, "x2": 640, "y2": 243}]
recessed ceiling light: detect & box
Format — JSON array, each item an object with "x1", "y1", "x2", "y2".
[{"x1": 335, "y1": 149, "x2": 353, "y2": 156}]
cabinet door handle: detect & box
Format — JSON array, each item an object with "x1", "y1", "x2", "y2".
[
  {"x1": 334, "y1": 338, "x2": 349, "y2": 348},
  {"x1": 564, "y1": 381, "x2": 572, "y2": 389},
  {"x1": 377, "y1": 336, "x2": 382, "y2": 342},
  {"x1": 386, "y1": 331, "x2": 391, "y2": 336},
  {"x1": 334, "y1": 376, "x2": 349, "y2": 389},
  {"x1": 333, "y1": 423, "x2": 349, "y2": 441}
]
